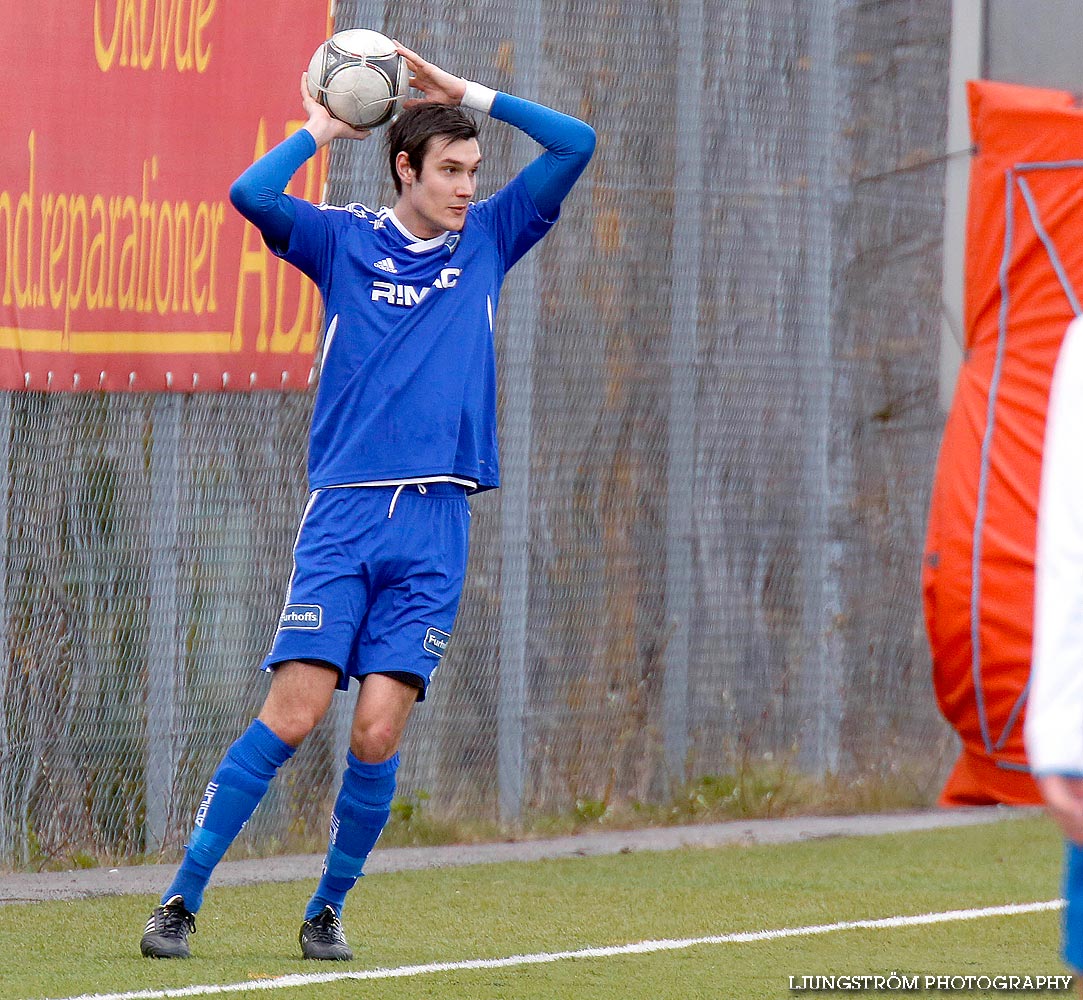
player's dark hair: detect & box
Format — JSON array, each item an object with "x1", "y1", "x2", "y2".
[{"x1": 387, "y1": 104, "x2": 480, "y2": 194}]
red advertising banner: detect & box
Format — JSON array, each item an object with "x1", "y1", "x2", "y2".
[{"x1": 0, "y1": 3, "x2": 331, "y2": 392}]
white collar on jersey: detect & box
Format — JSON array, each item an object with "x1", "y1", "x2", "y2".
[{"x1": 384, "y1": 208, "x2": 457, "y2": 254}]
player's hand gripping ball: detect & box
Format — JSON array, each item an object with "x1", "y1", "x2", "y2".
[{"x1": 307, "y1": 29, "x2": 409, "y2": 129}]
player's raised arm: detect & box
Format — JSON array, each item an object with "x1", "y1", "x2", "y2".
[
  {"x1": 229, "y1": 74, "x2": 371, "y2": 251},
  {"x1": 484, "y1": 93, "x2": 596, "y2": 219},
  {"x1": 395, "y1": 42, "x2": 596, "y2": 220}
]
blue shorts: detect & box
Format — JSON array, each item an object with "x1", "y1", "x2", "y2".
[
  {"x1": 262, "y1": 482, "x2": 471, "y2": 700},
  {"x1": 1065, "y1": 842, "x2": 1083, "y2": 971}
]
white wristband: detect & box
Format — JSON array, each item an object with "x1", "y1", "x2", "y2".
[{"x1": 461, "y1": 80, "x2": 497, "y2": 114}]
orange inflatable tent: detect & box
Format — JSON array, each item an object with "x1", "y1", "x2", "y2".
[{"x1": 925, "y1": 80, "x2": 1083, "y2": 805}]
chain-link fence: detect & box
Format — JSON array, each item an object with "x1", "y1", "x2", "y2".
[{"x1": 0, "y1": 0, "x2": 954, "y2": 868}]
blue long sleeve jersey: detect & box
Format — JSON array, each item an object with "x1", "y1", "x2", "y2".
[{"x1": 230, "y1": 93, "x2": 595, "y2": 492}]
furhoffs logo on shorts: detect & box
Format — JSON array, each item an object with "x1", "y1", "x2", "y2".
[
  {"x1": 279, "y1": 604, "x2": 323, "y2": 629},
  {"x1": 424, "y1": 627, "x2": 451, "y2": 657}
]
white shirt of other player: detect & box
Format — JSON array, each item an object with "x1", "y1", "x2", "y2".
[{"x1": 1027, "y1": 315, "x2": 1083, "y2": 776}]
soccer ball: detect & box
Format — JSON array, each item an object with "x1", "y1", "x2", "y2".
[{"x1": 306, "y1": 29, "x2": 409, "y2": 129}]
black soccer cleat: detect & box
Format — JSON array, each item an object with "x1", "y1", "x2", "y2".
[
  {"x1": 140, "y1": 894, "x2": 196, "y2": 959},
  {"x1": 299, "y1": 905, "x2": 354, "y2": 961}
]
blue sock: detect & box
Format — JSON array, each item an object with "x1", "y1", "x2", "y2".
[
  {"x1": 304, "y1": 752, "x2": 399, "y2": 920},
  {"x1": 163, "y1": 719, "x2": 294, "y2": 912}
]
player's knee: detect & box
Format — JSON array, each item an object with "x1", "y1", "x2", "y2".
[
  {"x1": 258, "y1": 694, "x2": 328, "y2": 747},
  {"x1": 259, "y1": 662, "x2": 336, "y2": 746},
  {"x1": 350, "y1": 721, "x2": 400, "y2": 763},
  {"x1": 259, "y1": 705, "x2": 322, "y2": 748}
]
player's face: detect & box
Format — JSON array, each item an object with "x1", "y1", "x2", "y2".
[{"x1": 395, "y1": 137, "x2": 481, "y2": 238}]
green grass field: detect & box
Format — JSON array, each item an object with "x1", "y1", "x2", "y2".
[{"x1": 0, "y1": 814, "x2": 1070, "y2": 1000}]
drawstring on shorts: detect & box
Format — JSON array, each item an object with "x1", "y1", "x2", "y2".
[{"x1": 387, "y1": 483, "x2": 427, "y2": 519}]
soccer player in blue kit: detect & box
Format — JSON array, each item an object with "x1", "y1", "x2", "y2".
[{"x1": 140, "y1": 42, "x2": 594, "y2": 961}]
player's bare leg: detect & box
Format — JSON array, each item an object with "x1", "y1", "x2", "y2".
[
  {"x1": 350, "y1": 673, "x2": 418, "y2": 762},
  {"x1": 258, "y1": 659, "x2": 340, "y2": 746}
]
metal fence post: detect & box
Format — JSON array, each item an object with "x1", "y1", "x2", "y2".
[
  {"x1": 663, "y1": 0, "x2": 705, "y2": 785},
  {"x1": 498, "y1": 0, "x2": 543, "y2": 824},
  {"x1": 146, "y1": 394, "x2": 181, "y2": 853}
]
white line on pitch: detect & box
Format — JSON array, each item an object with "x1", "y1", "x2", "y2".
[{"x1": 39, "y1": 899, "x2": 1064, "y2": 1000}]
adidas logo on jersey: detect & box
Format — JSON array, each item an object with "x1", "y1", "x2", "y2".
[{"x1": 373, "y1": 257, "x2": 398, "y2": 274}]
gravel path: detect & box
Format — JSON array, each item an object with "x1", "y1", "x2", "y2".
[{"x1": 0, "y1": 806, "x2": 1037, "y2": 905}]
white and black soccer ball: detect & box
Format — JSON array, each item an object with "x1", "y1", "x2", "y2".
[{"x1": 306, "y1": 29, "x2": 409, "y2": 129}]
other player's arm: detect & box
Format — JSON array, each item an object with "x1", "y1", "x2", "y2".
[
  {"x1": 229, "y1": 73, "x2": 370, "y2": 252},
  {"x1": 395, "y1": 43, "x2": 596, "y2": 219},
  {"x1": 1036, "y1": 775, "x2": 1083, "y2": 845}
]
